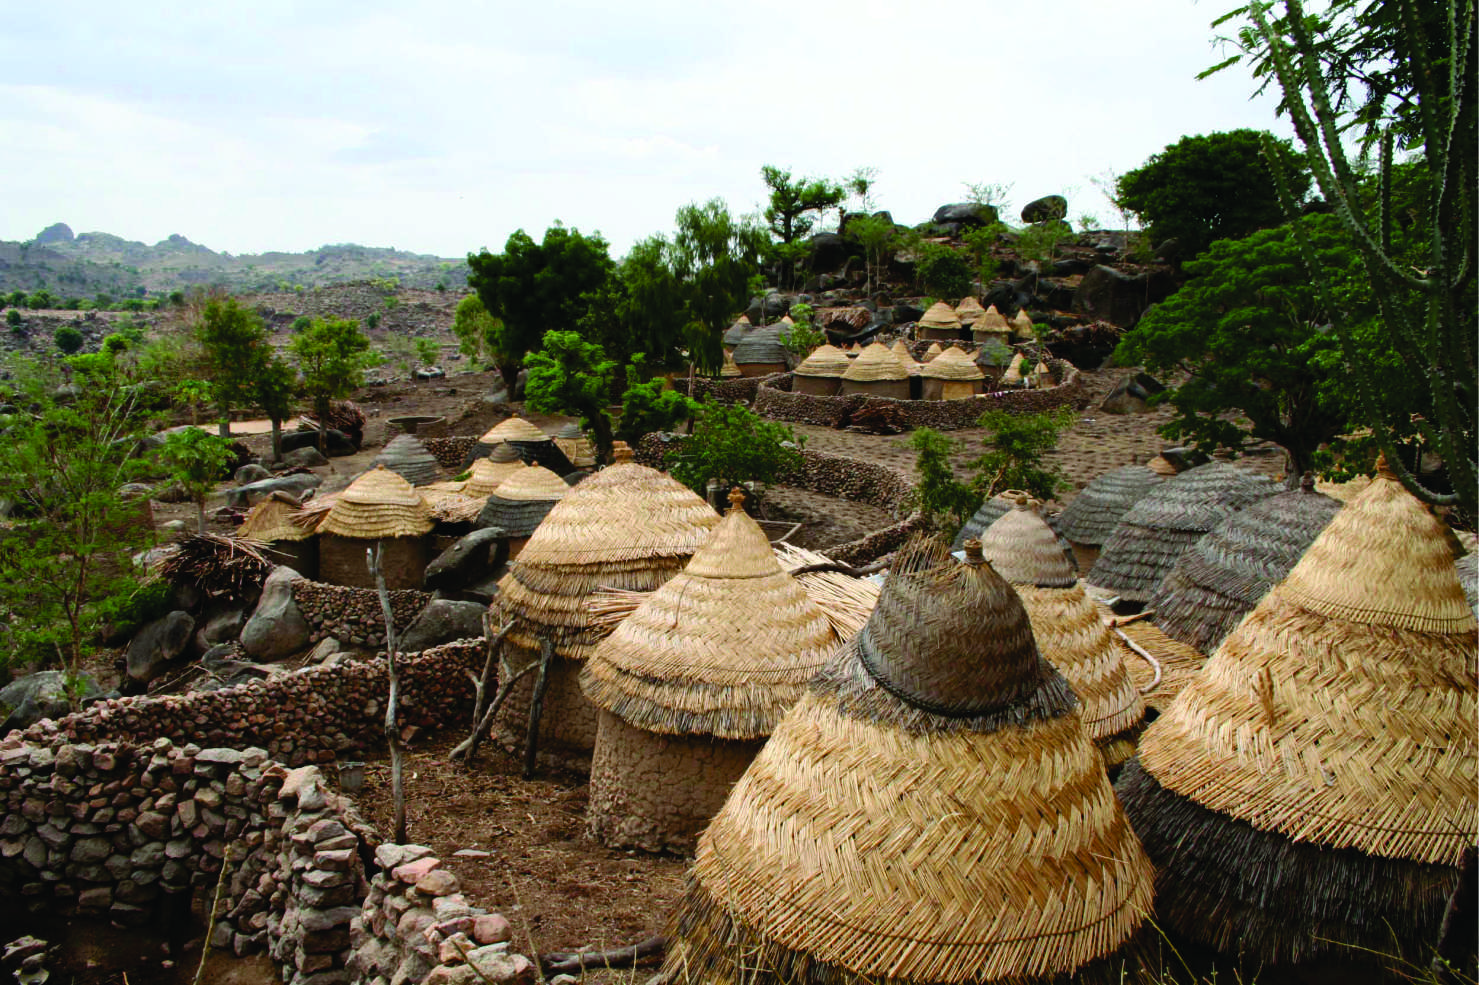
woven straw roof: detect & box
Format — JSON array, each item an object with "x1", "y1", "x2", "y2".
[
  {"x1": 461, "y1": 451, "x2": 527, "y2": 498},
  {"x1": 1315, "y1": 473, "x2": 1373, "y2": 502},
  {"x1": 975, "y1": 304, "x2": 1012, "y2": 337},
  {"x1": 732, "y1": 326, "x2": 787, "y2": 365},
  {"x1": 237, "y1": 492, "x2": 314, "y2": 543},
  {"x1": 921, "y1": 341, "x2": 943, "y2": 362},
  {"x1": 1133, "y1": 469, "x2": 1477, "y2": 871},
  {"x1": 318, "y1": 466, "x2": 434, "y2": 539},
  {"x1": 1002, "y1": 350, "x2": 1027, "y2": 383},
  {"x1": 889, "y1": 339, "x2": 919, "y2": 372},
  {"x1": 719, "y1": 351, "x2": 741, "y2": 377},
  {"x1": 373, "y1": 433, "x2": 441, "y2": 487},
  {"x1": 1054, "y1": 464, "x2": 1167, "y2": 546},
  {"x1": 1460, "y1": 552, "x2": 1478, "y2": 618},
  {"x1": 479, "y1": 415, "x2": 548, "y2": 444},
  {"x1": 1150, "y1": 487, "x2": 1342, "y2": 653},
  {"x1": 793, "y1": 344, "x2": 849, "y2": 378},
  {"x1": 918, "y1": 301, "x2": 961, "y2": 330},
  {"x1": 1087, "y1": 463, "x2": 1275, "y2": 602},
  {"x1": 978, "y1": 500, "x2": 1076, "y2": 587},
  {"x1": 954, "y1": 296, "x2": 985, "y2": 325},
  {"x1": 950, "y1": 493, "x2": 1014, "y2": 551},
  {"x1": 485, "y1": 464, "x2": 568, "y2": 503},
  {"x1": 840, "y1": 342, "x2": 908, "y2": 382},
  {"x1": 1147, "y1": 454, "x2": 1179, "y2": 476},
  {"x1": 920, "y1": 345, "x2": 983, "y2": 381},
  {"x1": 973, "y1": 336, "x2": 1014, "y2": 369},
  {"x1": 667, "y1": 537, "x2": 1153, "y2": 984},
  {"x1": 1011, "y1": 309, "x2": 1035, "y2": 339},
  {"x1": 581, "y1": 494, "x2": 837, "y2": 739},
  {"x1": 723, "y1": 315, "x2": 752, "y2": 346}
]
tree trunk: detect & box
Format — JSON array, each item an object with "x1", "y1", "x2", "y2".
[
  {"x1": 369, "y1": 543, "x2": 407, "y2": 843},
  {"x1": 589, "y1": 411, "x2": 615, "y2": 467},
  {"x1": 217, "y1": 411, "x2": 230, "y2": 439},
  {"x1": 270, "y1": 418, "x2": 283, "y2": 463},
  {"x1": 195, "y1": 499, "x2": 207, "y2": 535}
]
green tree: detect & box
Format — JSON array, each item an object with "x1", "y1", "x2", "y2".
[
  {"x1": 288, "y1": 317, "x2": 379, "y2": 450},
  {"x1": 915, "y1": 243, "x2": 973, "y2": 299},
  {"x1": 465, "y1": 224, "x2": 615, "y2": 389},
  {"x1": 194, "y1": 297, "x2": 270, "y2": 438},
  {"x1": 971, "y1": 407, "x2": 1076, "y2": 502},
  {"x1": 414, "y1": 338, "x2": 439, "y2": 368},
  {"x1": 615, "y1": 355, "x2": 700, "y2": 446},
  {"x1": 582, "y1": 235, "x2": 688, "y2": 372},
  {"x1": 672, "y1": 200, "x2": 767, "y2": 375},
  {"x1": 450, "y1": 294, "x2": 502, "y2": 368},
  {"x1": 253, "y1": 355, "x2": 298, "y2": 462},
  {"x1": 27, "y1": 290, "x2": 56, "y2": 310},
  {"x1": 778, "y1": 303, "x2": 825, "y2": 360},
  {"x1": 158, "y1": 428, "x2": 233, "y2": 533},
  {"x1": 523, "y1": 330, "x2": 618, "y2": 463},
  {"x1": 846, "y1": 213, "x2": 898, "y2": 297},
  {"x1": 666, "y1": 402, "x2": 804, "y2": 501},
  {"x1": 1115, "y1": 129, "x2": 1312, "y2": 259},
  {"x1": 54, "y1": 326, "x2": 83, "y2": 354},
  {"x1": 909, "y1": 428, "x2": 982, "y2": 530},
  {"x1": 761, "y1": 166, "x2": 845, "y2": 288}
]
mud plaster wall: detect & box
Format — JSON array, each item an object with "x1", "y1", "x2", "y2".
[
  {"x1": 586, "y1": 710, "x2": 761, "y2": 855},
  {"x1": 318, "y1": 534, "x2": 430, "y2": 591},
  {"x1": 291, "y1": 580, "x2": 431, "y2": 649},
  {"x1": 492, "y1": 652, "x2": 598, "y2": 769}
]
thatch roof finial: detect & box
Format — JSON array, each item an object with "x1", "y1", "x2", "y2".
[
  {"x1": 962, "y1": 539, "x2": 984, "y2": 565},
  {"x1": 727, "y1": 487, "x2": 746, "y2": 512}
]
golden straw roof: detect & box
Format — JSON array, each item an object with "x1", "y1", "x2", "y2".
[
  {"x1": 1136, "y1": 469, "x2": 1477, "y2": 865},
  {"x1": 581, "y1": 493, "x2": 838, "y2": 739},
  {"x1": 487, "y1": 464, "x2": 569, "y2": 503},
  {"x1": 793, "y1": 344, "x2": 849, "y2": 378},
  {"x1": 1314, "y1": 473, "x2": 1373, "y2": 502},
  {"x1": 237, "y1": 492, "x2": 313, "y2": 543},
  {"x1": 954, "y1": 295, "x2": 985, "y2": 325},
  {"x1": 1147, "y1": 454, "x2": 1179, "y2": 476},
  {"x1": 318, "y1": 466, "x2": 433, "y2": 539},
  {"x1": 889, "y1": 339, "x2": 919, "y2": 372},
  {"x1": 461, "y1": 451, "x2": 527, "y2": 498},
  {"x1": 922, "y1": 341, "x2": 943, "y2": 362},
  {"x1": 840, "y1": 342, "x2": 908, "y2": 382},
  {"x1": 719, "y1": 350, "x2": 742, "y2": 377},
  {"x1": 478, "y1": 415, "x2": 548, "y2": 444},
  {"x1": 667, "y1": 538, "x2": 1153, "y2": 984},
  {"x1": 975, "y1": 304, "x2": 1012, "y2": 337},
  {"x1": 918, "y1": 301, "x2": 961, "y2": 329},
  {"x1": 1012, "y1": 308, "x2": 1036, "y2": 339},
  {"x1": 1002, "y1": 350, "x2": 1027, "y2": 383},
  {"x1": 920, "y1": 345, "x2": 983, "y2": 381}
]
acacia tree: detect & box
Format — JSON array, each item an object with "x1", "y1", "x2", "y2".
[
  {"x1": 672, "y1": 200, "x2": 767, "y2": 375},
  {"x1": 762, "y1": 166, "x2": 845, "y2": 288},
  {"x1": 288, "y1": 317, "x2": 379, "y2": 450},
  {"x1": 195, "y1": 297, "x2": 271, "y2": 437}
]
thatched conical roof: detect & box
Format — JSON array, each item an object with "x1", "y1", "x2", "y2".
[
  {"x1": 476, "y1": 465, "x2": 568, "y2": 537},
  {"x1": 1459, "y1": 551, "x2": 1478, "y2": 618},
  {"x1": 1117, "y1": 468, "x2": 1477, "y2": 964},
  {"x1": 666, "y1": 537, "x2": 1153, "y2": 984},
  {"x1": 732, "y1": 325, "x2": 787, "y2": 366},
  {"x1": 1002, "y1": 350, "x2": 1027, "y2": 383},
  {"x1": 553, "y1": 422, "x2": 596, "y2": 469},
  {"x1": 723, "y1": 315, "x2": 752, "y2": 347},
  {"x1": 974, "y1": 304, "x2": 1012, "y2": 338},
  {"x1": 921, "y1": 341, "x2": 943, "y2": 362},
  {"x1": 318, "y1": 466, "x2": 433, "y2": 539},
  {"x1": 840, "y1": 342, "x2": 908, "y2": 382},
  {"x1": 917, "y1": 301, "x2": 961, "y2": 331},
  {"x1": 1011, "y1": 308, "x2": 1036, "y2": 340},
  {"x1": 237, "y1": 492, "x2": 314, "y2": 543},
  {"x1": 373, "y1": 433, "x2": 441, "y2": 487},
  {"x1": 953, "y1": 295, "x2": 985, "y2": 325},
  {"x1": 1086, "y1": 463, "x2": 1276, "y2": 603},
  {"x1": 581, "y1": 492, "x2": 837, "y2": 740},
  {"x1": 1054, "y1": 464, "x2": 1168, "y2": 546},
  {"x1": 719, "y1": 350, "x2": 741, "y2": 377},
  {"x1": 461, "y1": 444, "x2": 526, "y2": 498},
  {"x1": 890, "y1": 339, "x2": 919, "y2": 373},
  {"x1": 1149, "y1": 485, "x2": 1342, "y2": 653},
  {"x1": 793, "y1": 344, "x2": 849, "y2": 378},
  {"x1": 920, "y1": 345, "x2": 983, "y2": 381},
  {"x1": 1314, "y1": 472, "x2": 1373, "y2": 502},
  {"x1": 479, "y1": 415, "x2": 548, "y2": 445}
]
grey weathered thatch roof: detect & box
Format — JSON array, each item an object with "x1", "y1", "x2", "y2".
[
  {"x1": 1053, "y1": 464, "x2": 1167, "y2": 546},
  {"x1": 732, "y1": 326, "x2": 787, "y2": 366},
  {"x1": 373, "y1": 433, "x2": 441, "y2": 487}
]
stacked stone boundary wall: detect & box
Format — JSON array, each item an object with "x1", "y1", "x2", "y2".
[
  {"x1": 423, "y1": 437, "x2": 478, "y2": 471},
  {"x1": 669, "y1": 373, "x2": 779, "y2": 405},
  {"x1": 291, "y1": 580, "x2": 432, "y2": 649}
]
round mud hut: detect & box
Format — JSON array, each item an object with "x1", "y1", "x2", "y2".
[
  {"x1": 916, "y1": 301, "x2": 962, "y2": 341},
  {"x1": 553, "y1": 423, "x2": 596, "y2": 470},
  {"x1": 979, "y1": 500, "x2": 1146, "y2": 767},
  {"x1": 1086, "y1": 462, "x2": 1276, "y2": 604},
  {"x1": 974, "y1": 337, "x2": 1014, "y2": 385},
  {"x1": 1053, "y1": 459, "x2": 1175, "y2": 573},
  {"x1": 237, "y1": 492, "x2": 318, "y2": 577},
  {"x1": 580, "y1": 492, "x2": 838, "y2": 853},
  {"x1": 663, "y1": 537, "x2": 1154, "y2": 985},
  {"x1": 373, "y1": 433, "x2": 441, "y2": 487},
  {"x1": 492, "y1": 450, "x2": 720, "y2": 764},
  {"x1": 316, "y1": 466, "x2": 434, "y2": 589},
  {"x1": 476, "y1": 465, "x2": 569, "y2": 560},
  {"x1": 461, "y1": 444, "x2": 527, "y2": 499},
  {"x1": 954, "y1": 295, "x2": 985, "y2": 328},
  {"x1": 973, "y1": 303, "x2": 1013, "y2": 345},
  {"x1": 731, "y1": 326, "x2": 788, "y2": 377},
  {"x1": 1116, "y1": 466, "x2": 1478, "y2": 973},
  {"x1": 839, "y1": 342, "x2": 909, "y2": 399},
  {"x1": 722, "y1": 315, "x2": 752, "y2": 354},
  {"x1": 920, "y1": 345, "x2": 984, "y2": 400},
  {"x1": 1148, "y1": 482, "x2": 1342, "y2": 654},
  {"x1": 791, "y1": 345, "x2": 849, "y2": 396},
  {"x1": 921, "y1": 340, "x2": 943, "y2": 362}
]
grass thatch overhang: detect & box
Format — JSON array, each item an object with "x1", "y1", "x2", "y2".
[
  {"x1": 954, "y1": 295, "x2": 985, "y2": 325},
  {"x1": 920, "y1": 345, "x2": 983, "y2": 381},
  {"x1": 476, "y1": 465, "x2": 568, "y2": 537},
  {"x1": 793, "y1": 344, "x2": 849, "y2": 378},
  {"x1": 1003, "y1": 350, "x2": 1027, "y2": 384},
  {"x1": 1053, "y1": 464, "x2": 1168, "y2": 546},
  {"x1": 1011, "y1": 308, "x2": 1035, "y2": 340},
  {"x1": 1086, "y1": 463, "x2": 1276, "y2": 603},
  {"x1": 664, "y1": 536, "x2": 1154, "y2": 985},
  {"x1": 317, "y1": 466, "x2": 434, "y2": 539},
  {"x1": 372, "y1": 433, "x2": 441, "y2": 487},
  {"x1": 922, "y1": 341, "x2": 943, "y2": 362},
  {"x1": 890, "y1": 339, "x2": 920, "y2": 373},
  {"x1": 840, "y1": 342, "x2": 908, "y2": 382},
  {"x1": 718, "y1": 351, "x2": 742, "y2": 377},
  {"x1": 975, "y1": 304, "x2": 1012, "y2": 337},
  {"x1": 553, "y1": 423, "x2": 596, "y2": 468},
  {"x1": 723, "y1": 315, "x2": 753, "y2": 347},
  {"x1": 918, "y1": 301, "x2": 961, "y2": 331},
  {"x1": 237, "y1": 491, "x2": 314, "y2": 543},
  {"x1": 461, "y1": 445, "x2": 527, "y2": 498},
  {"x1": 580, "y1": 493, "x2": 838, "y2": 740},
  {"x1": 1117, "y1": 468, "x2": 1478, "y2": 965},
  {"x1": 1149, "y1": 485, "x2": 1342, "y2": 654},
  {"x1": 732, "y1": 326, "x2": 788, "y2": 365},
  {"x1": 478, "y1": 415, "x2": 548, "y2": 445}
]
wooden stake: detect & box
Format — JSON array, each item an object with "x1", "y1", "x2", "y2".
[
  {"x1": 522, "y1": 636, "x2": 554, "y2": 779},
  {"x1": 368, "y1": 544, "x2": 408, "y2": 843}
]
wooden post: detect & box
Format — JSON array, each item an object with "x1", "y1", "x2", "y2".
[
  {"x1": 522, "y1": 637, "x2": 554, "y2": 779},
  {"x1": 368, "y1": 544, "x2": 407, "y2": 843}
]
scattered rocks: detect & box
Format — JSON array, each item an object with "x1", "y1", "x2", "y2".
[
  {"x1": 0, "y1": 672, "x2": 103, "y2": 734},
  {"x1": 423, "y1": 528, "x2": 504, "y2": 593},
  {"x1": 1099, "y1": 372, "x2": 1166, "y2": 415},
  {"x1": 280, "y1": 428, "x2": 357, "y2": 458},
  {"x1": 931, "y1": 202, "x2": 999, "y2": 230},
  {"x1": 235, "y1": 463, "x2": 271, "y2": 486},
  {"x1": 124, "y1": 611, "x2": 196, "y2": 690},
  {"x1": 226, "y1": 473, "x2": 322, "y2": 510}
]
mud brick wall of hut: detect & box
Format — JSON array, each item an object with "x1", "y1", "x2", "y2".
[
  {"x1": 492, "y1": 655, "x2": 598, "y2": 770},
  {"x1": 318, "y1": 534, "x2": 430, "y2": 591},
  {"x1": 423, "y1": 436, "x2": 479, "y2": 471},
  {"x1": 291, "y1": 580, "x2": 431, "y2": 649}
]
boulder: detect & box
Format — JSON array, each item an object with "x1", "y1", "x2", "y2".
[
  {"x1": 193, "y1": 606, "x2": 246, "y2": 655},
  {"x1": 805, "y1": 233, "x2": 855, "y2": 274},
  {"x1": 240, "y1": 566, "x2": 309, "y2": 661},
  {"x1": 931, "y1": 203, "x2": 999, "y2": 229},
  {"x1": 399, "y1": 600, "x2": 486, "y2": 654},
  {"x1": 1072, "y1": 264, "x2": 1176, "y2": 327},
  {"x1": 282, "y1": 446, "x2": 329, "y2": 468},
  {"x1": 1099, "y1": 372, "x2": 1166, "y2": 415},
  {"x1": 200, "y1": 644, "x2": 274, "y2": 688},
  {"x1": 234, "y1": 464, "x2": 270, "y2": 486},
  {"x1": 125, "y1": 612, "x2": 195, "y2": 690},
  {"x1": 225, "y1": 473, "x2": 322, "y2": 510},
  {"x1": 424, "y1": 528, "x2": 505, "y2": 593},
  {"x1": 891, "y1": 303, "x2": 924, "y2": 325},
  {"x1": 280, "y1": 428, "x2": 356, "y2": 457},
  {"x1": 0, "y1": 671, "x2": 103, "y2": 734},
  {"x1": 414, "y1": 367, "x2": 446, "y2": 380},
  {"x1": 1021, "y1": 195, "x2": 1068, "y2": 223}
]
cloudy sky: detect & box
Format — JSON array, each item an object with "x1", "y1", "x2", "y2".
[{"x1": 1, "y1": 0, "x2": 1290, "y2": 260}]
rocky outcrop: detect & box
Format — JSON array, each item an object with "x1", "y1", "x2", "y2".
[
  {"x1": 125, "y1": 612, "x2": 196, "y2": 689},
  {"x1": 241, "y1": 567, "x2": 311, "y2": 661},
  {"x1": 0, "y1": 672, "x2": 103, "y2": 735}
]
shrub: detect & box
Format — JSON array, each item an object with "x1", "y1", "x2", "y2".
[
  {"x1": 915, "y1": 243, "x2": 972, "y2": 299},
  {"x1": 53, "y1": 326, "x2": 84, "y2": 354},
  {"x1": 971, "y1": 406, "x2": 1075, "y2": 501},
  {"x1": 909, "y1": 428, "x2": 981, "y2": 529},
  {"x1": 666, "y1": 402, "x2": 804, "y2": 500},
  {"x1": 6, "y1": 310, "x2": 21, "y2": 330},
  {"x1": 617, "y1": 357, "x2": 699, "y2": 446}
]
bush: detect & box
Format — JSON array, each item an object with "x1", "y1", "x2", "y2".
[
  {"x1": 972, "y1": 407, "x2": 1075, "y2": 501},
  {"x1": 6, "y1": 310, "x2": 21, "y2": 330},
  {"x1": 90, "y1": 579, "x2": 173, "y2": 643},
  {"x1": 666, "y1": 402, "x2": 804, "y2": 500},
  {"x1": 915, "y1": 243, "x2": 972, "y2": 299},
  {"x1": 909, "y1": 428, "x2": 982, "y2": 529},
  {"x1": 53, "y1": 326, "x2": 84, "y2": 354},
  {"x1": 616, "y1": 357, "x2": 699, "y2": 446}
]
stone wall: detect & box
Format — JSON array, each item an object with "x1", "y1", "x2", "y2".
[
  {"x1": 669, "y1": 373, "x2": 782, "y2": 405},
  {"x1": 292, "y1": 580, "x2": 432, "y2": 649},
  {"x1": 423, "y1": 437, "x2": 478, "y2": 472}
]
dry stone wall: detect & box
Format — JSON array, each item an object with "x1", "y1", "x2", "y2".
[
  {"x1": 669, "y1": 373, "x2": 778, "y2": 405},
  {"x1": 423, "y1": 437, "x2": 478, "y2": 472},
  {"x1": 291, "y1": 580, "x2": 431, "y2": 649}
]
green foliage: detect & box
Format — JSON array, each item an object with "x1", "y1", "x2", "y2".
[
  {"x1": 761, "y1": 166, "x2": 845, "y2": 287},
  {"x1": 908, "y1": 428, "x2": 982, "y2": 529},
  {"x1": 963, "y1": 181, "x2": 1014, "y2": 210},
  {"x1": 366, "y1": 312, "x2": 381, "y2": 331},
  {"x1": 1115, "y1": 129, "x2": 1312, "y2": 259},
  {"x1": 778, "y1": 303, "x2": 825, "y2": 360},
  {"x1": 972, "y1": 407, "x2": 1075, "y2": 501},
  {"x1": 157, "y1": 428, "x2": 233, "y2": 532},
  {"x1": 290, "y1": 316, "x2": 312, "y2": 333},
  {"x1": 666, "y1": 402, "x2": 804, "y2": 498},
  {"x1": 450, "y1": 294, "x2": 501, "y2": 368},
  {"x1": 915, "y1": 243, "x2": 972, "y2": 299},
  {"x1": 287, "y1": 317, "x2": 378, "y2": 426},
  {"x1": 1015, "y1": 220, "x2": 1075, "y2": 266},
  {"x1": 194, "y1": 297, "x2": 270, "y2": 433},
  {"x1": 27, "y1": 290, "x2": 56, "y2": 310},
  {"x1": 5, "y1": 310, "x2": 20, "y2": 329},
  {"x1": 53, "y1": 326, "x2": 83, "y2": 354},
  {"x1": 89, "y1": 579, "x2": 173, "y2": 644},
  {"x1": 523, "y1": 330, "x2": 617, "y2": 462},
  {"x1": 671, "y1": 200, "x2": 767, "y2": 375},
  {"x1": 414, "y1": 338, "x2": 439, "y2": 367},
  {"x1": 583, "y1": 235, "x2": 687, "y2": 371},
  {"x1": 845, "y1": 213, "x2": 898, "y2": 297},
  {"x1": 616, "y1": 355, "x2": 699, "y2": 446}
]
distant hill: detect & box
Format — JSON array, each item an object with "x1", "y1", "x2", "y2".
[{"x1": 0, "y1": 224, "x2": 470, "y2": 298}]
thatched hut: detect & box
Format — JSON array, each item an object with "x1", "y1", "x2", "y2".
[
  {"x1": 1011, "y1": 308, "x2": 1036, "y2": 341},
  {"x1": 1149, "y1": 483, "x2": 1342, "y2": 654},
  {"x1": 1053, "y1": 461, "x2": 1172, "y2": 572},
  {"x1": 317, "y1": 466, "x2": 434, "y2": 589},
  {"x1": 950, "y1": 492, "x2": 1017, "y2": 552},
  {"x1": 791, "y1": 344, "x2": 848, "y2": 396},
  {"x1": 973, "y1": 337, "x2": 1014, "y2": 384},
  {"x1": 718, "y1": 350, "x2": 741, "y2": 378},
  {"x1": 919, "y1": 345, "x2": 984, "y2": 400},
  {"x1": 581, "y1": 492, "x2": 838, "y2": 853},
  {"x1": 979, "y1": 500, "x2": 1146, "y2": 767},
  {"x1": 954, "y1": 295, "x2": 985, "y2": 327},
  {"x1": 972, "y1": 303, "x2": 1013, "y2": 345},
  {"x1": 553, "y1": 423, "x2": 596, "y2": 470},
  {"x1": 1116, "y1": 467, "x2": 1478, "y2": 971},
  {"x1": 1460, "y1": 551, "x2": 1478, "y2": 618},
  {"x1": 839, "y1": 342, "x2": 909, "y2": 399},
  {"x1": 722, "y1": 315, "x2": 752, "y2": 353},
  {"x1": 731, "y1": 326, "x2": 787, "y2": 377},
  {"x1": 373, "y1": 433, "x2": 440, "y2": 487},
  {"x1": 889, "y1": 339, "x2": 919, "y2": 373},
  {"x1": 1086, "y1": 462, "x2": 1276, "y2": 604},
  {"x1": 663, "y1": 537, "x2": 1154, "y2": 985},
  {"x1": 916, "y1": 301, "x2": 962, "y2": 341},
  {"x1": 237, "y1": 492, "x2": 318, "y2": 577},
  {"x1": 921, "y1": 341, "x2": 943, "y2": 362},
  {"x1": 461, "y1": 444, "x2": 526, "y2": 499},
  {"x1": 464, "y1": 415, "x2": 549, "y2": 467},
  {"x1": 1002, "y1": 350, "x2": 1027, "y2": 385},
  {"x1": 492, "y1": 450, "x2": 720, "y2": 762},
  {"x1": 477, "y1": 465, "x2": 569, "y2": 560}
]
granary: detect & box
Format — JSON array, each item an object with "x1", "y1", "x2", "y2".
[
  {"x1": 731, "y1": 325, "x2": 788, "y2": 377},
  {"x1": 951, "y1": 491, "x2": 1073, "y2": 566},
  {"x1": 460, "y1": 444, "x2": 526, "y2": 499},
  {"x1": 663, "y1": 537, "x2": 1154, "y2": 985},
  {"x1": 580, "y1": 491, "x2": 838, "y2": 853},
  {"x1": 476, "y1": 465, "x2": 569, "y2": 560},
  {"x1": 839, "y1": 342, "x2": 909, "y2": 399},
  {"x1": 1030, "y1": 358, "x2": 1054, "y2": 387},
  {"x1": 721, "y1": 315, "x2": 752, "y2": 353},
  {"x1": 1116, "y1": 465, "x2": 1477, "y2": 971},
  {"x1": 718, "y1": 350, "x2": 741, "y2": 378},
  {"x1": 1002, "y1": 350, "x2": 1028, "y2": 385},
  {"x1": 237, "y1": 491, "x2": 317, "y2": 577},
  {"x1": 1148, "y1": 481, "x2": 1342, "y2": 653},
  {"x1": 1086, "y1": 462, "x2": 1276, "y2": 604},
  {"x1": 919, "y1": 345, "x2": 984, "y2": 400},
  {"x1": 372, "y1": 433, "x2": 441, "y2": 487},
  {"x1": 953, "y1": 295, "x2": 985, "y2": 327},
  {"x1": 921, "y1": 340, "x2": 943, "y2": 362},
  {"x1": 492, "y1": 447, "x2": 720, "y2": 762},
  {"x1": 979, "y1": 499, "x2": 1146, "y2": 767},
  {"x1": 1011, "y1": 307, "x2": 1036, "y2": 341},
  {"x1": 316, "y1": 466, "x2": 434, "y2": 590},
  {"x1": 553, "y1": 422, "x2": 596, "y2": 470},
  {"x1": 889, "y1": 339, "x2": 920, "y2": 374},
  {"x1": 1054, "y1": 458, "x2": 1176, "y2": 572},
  {"x1": 916, "y1": 300, "x2": 962, "y2": 341},
  {"x1": 973, "y1": 336, "x2": 1014, "y2": 384},
  {"x1": 465, "y1": 415, "x2": 550, "y2": 467},
  {"x1": 973, "y1": 304, "x2": 1013, "y2": 345},
  {"x1": 791, "y1": 344, "x2": 849, "y2": 396}
]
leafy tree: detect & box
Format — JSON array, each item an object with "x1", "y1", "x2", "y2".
[
  {"x1": 1115, "y1": 129, "x2": 1312, "y2": 258},
  {"x1": 846, "y1": 214, "x2": 898, "y2": 297},
  {"x1": 972, "y1": 407, "x2": 1075, "y2": 501},
  {"x1": 762, "y1": 166, "x2": 845, "y2": 287},
  {"x1": 523, "y1": 330, "x2": 617, "y2": 463},
  {"x1": 27, "y1": 290, "x2": 56, "y2": 310},
  {"x1": 451, "y1": 294, "x2": 502, "y2": 368},
  {"x1": 54, "y1": 326, "x2": 83, "y2": 354},
  {"x1": 158, "y1": 428, "x2": 233, "y2": 533},
  {"x1": 194, "y1": 297, "x2": 270, "y2": 438},
  {"x1": 909, "y1": 428, "x2": 982, "y2": 530},
  {"x1": 288, "y1": 317, "x2": 378, "y2": 450},
  {"x1": 6, "y1": 310, "x2": 21, "y2": 331},
  {"x1": 253, "y1": 355, "x2": 297, "y2": 462},
  {"x1": 666, "y1": 402, "x2": 804, "y2": 500},
  {"x1": 671, "y1": 200, "x2": 767, "y2": 375},
  {"x1": 466, "y1": 224, "x2": 615, "y2": 389},
  {"x1": 582, "y1": 235, "x2": 688, "y2": 372},
  {"x1": 615, "y1": 355, "x2": 699, "y2": 446},
  {"x1": 415, "y1": 338, "x2": 439, "y2": 368},
  {"x1": 915, "y1": 243, "x2": 973, "y2": 299},
  {"x1": 778, "y1": 303, "x2": 825, "y2": 360}
]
